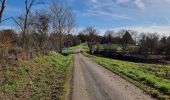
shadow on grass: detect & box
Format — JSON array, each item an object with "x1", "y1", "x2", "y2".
[{"x1": 61, "y1": 51, "x2": 82, "y2": 56}]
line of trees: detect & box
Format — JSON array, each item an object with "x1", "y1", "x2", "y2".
[
  {"x1": 78, "y1": 27, "x2": 170, "y2": 56},
  {"x1": 0, "y1": 0, "x2": 80, "y2": 61}
]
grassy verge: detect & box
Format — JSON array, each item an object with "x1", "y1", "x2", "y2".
[
  {"x1": 0, "y1": 53, "x2": 73, "y2": 100},
  {"x1": 82, "y1": 52, "x2": 170, "y2": 100}
]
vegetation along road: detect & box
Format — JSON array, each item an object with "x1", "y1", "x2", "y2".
[{"x1": 72, "y1": 50, "x2": 154, "y2": 100}]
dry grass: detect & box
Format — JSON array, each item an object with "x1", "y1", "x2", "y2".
[{"x1": 0, "y1": 53, "x2": 73, "y2": 100}]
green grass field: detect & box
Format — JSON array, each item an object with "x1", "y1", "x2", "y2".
[
  {"x1": 83, "y1": 52, "x2": 170, "y2": 100},
  {"x1": 0, "y1": 53, "x2": 73, "y2": 100},
  {"x1": 62, "y1": 44, "x2": 87, "y2": 54}
]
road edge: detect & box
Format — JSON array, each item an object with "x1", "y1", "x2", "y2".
[{"x1": 64, "y1": 55, "x2": 74, "y2": 100}]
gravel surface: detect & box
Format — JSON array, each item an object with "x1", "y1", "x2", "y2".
[{"x1": 72, "y1": 52, "x2": 154, "y2": 100}]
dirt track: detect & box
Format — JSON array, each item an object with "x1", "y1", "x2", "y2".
[{"x1": 71, "y1": 52, "x2": 154, "y2": 100}]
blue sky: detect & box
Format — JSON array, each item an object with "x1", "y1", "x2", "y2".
[{"x1": 2, "y1": 0, "x2": 170, "y2": 34}]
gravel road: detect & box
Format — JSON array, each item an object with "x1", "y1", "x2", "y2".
[{"x1": 71, "y1": 52, "x2": 154, "y2": 100}]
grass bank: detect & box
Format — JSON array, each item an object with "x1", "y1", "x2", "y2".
[
  {"x1": 62, "y1": 44, "x2": 87, "y2": 55},
  {"x1": 0, "y1": 53, "x2": 73, "y2": 100},
  {"x1": 83, "y1": 52, "x2": 170, "y2": 100}
]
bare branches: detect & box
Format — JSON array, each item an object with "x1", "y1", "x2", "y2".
[
  {"x1": 32, "y1": 9, "x2": 50, "y2": 54},
  {"x1": 49, "y1": 1, "x2": 75, "y2": 53},
  {"x1": 83, "y1": 27, "x2": 99, "y2": 54},
  {"x1": 0, "y1": 0, "x2": 6, "y2": 23},
  {"x1": 13, "y1": 0, "x2": 45, "y2": 49},
  {"x1": 65, "y1": 7, "x2": 75, "y2": 34},
  {"x1": 0, "y1": 0, "x2": 77, "y2": 57}
]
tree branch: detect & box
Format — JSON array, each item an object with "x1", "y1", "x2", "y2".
[{"x1": 0, "y1": 0, "x2": 6, "y2": 23}]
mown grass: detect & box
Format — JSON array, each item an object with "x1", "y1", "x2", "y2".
[
  {"x1": 0, "y1": 53, "x2": 73, "y2": 100},
  {"x1": 83, "y1": 52, "x2": 170, "y2": 100}
]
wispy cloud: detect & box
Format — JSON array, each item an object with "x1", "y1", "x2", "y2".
[
  {"x1": 78, "y1": 0, "x2": 132, "y2": 20},
  {"x1": 134, "y1": 0, "x2": 145, "y2": 9},
  {"x1": 117, "y1": 0, "x2": 145, "y2": 9},
  {"x1": 91, "y1": 0, "x2": 97, "y2": 3},
  {"x1": 85, "y1": 9, "x2": 131, "y2": 20}
]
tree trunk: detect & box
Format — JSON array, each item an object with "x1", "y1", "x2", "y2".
[{"x1": 59, "y1": 34, "x2": 62, "y2": 53}]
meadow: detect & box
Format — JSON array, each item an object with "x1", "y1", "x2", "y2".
[{"x1": 0, "y1": 53, "x2": 73, "y2": 100}]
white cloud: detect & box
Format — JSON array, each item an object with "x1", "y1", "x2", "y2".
[{"x1": 134, "y1": 0, "x2": 145, "y2": 9}]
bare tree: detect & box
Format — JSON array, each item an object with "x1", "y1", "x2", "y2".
[
  {"x1": 119, "y1": 30, "x2": 135, "y2": 53},
  {"x1": 138, "y1": 33, "x2": 148, "y2": 56},
  {"x1": 65, "y1": 8, "x2": 75, "y2": 36},
  {"x1": 157, "y1": 36, "x2": 167, "y2": 54},
  {"x1": 0, "y1": 0, "x2": 6, "y2": 23},
  {"x1": 13, "y1": 0, "x2": 42, "y2": 49},
  {"x1": 9, "y1": 0, "x2": 47, "y2": 60},
  {"x1": 65, "y1": 7, "x2": 75, "y2": 52},
  {"x1": 147, "y1": 33, "x2": 159, "y2": 54},
  {"x1": 50, "y1": 1, "x2": 75, "y2": 53},
  {"x1": 84, "y1": 27, "x2": 99, "y2": 54},
  {"x1": 102, "y1": 30, "x2": 114, "y2": 44},
  {"x1": 138, "y1": 33, "x2": 159, "y2": 55},
  {"x1": 33, "y1": 10, "x2": 50, "y2": 54}
]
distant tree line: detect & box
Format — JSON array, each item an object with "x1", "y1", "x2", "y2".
[{"x1": 78, "y1": 27, "x2": 170, "y2": 62}]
